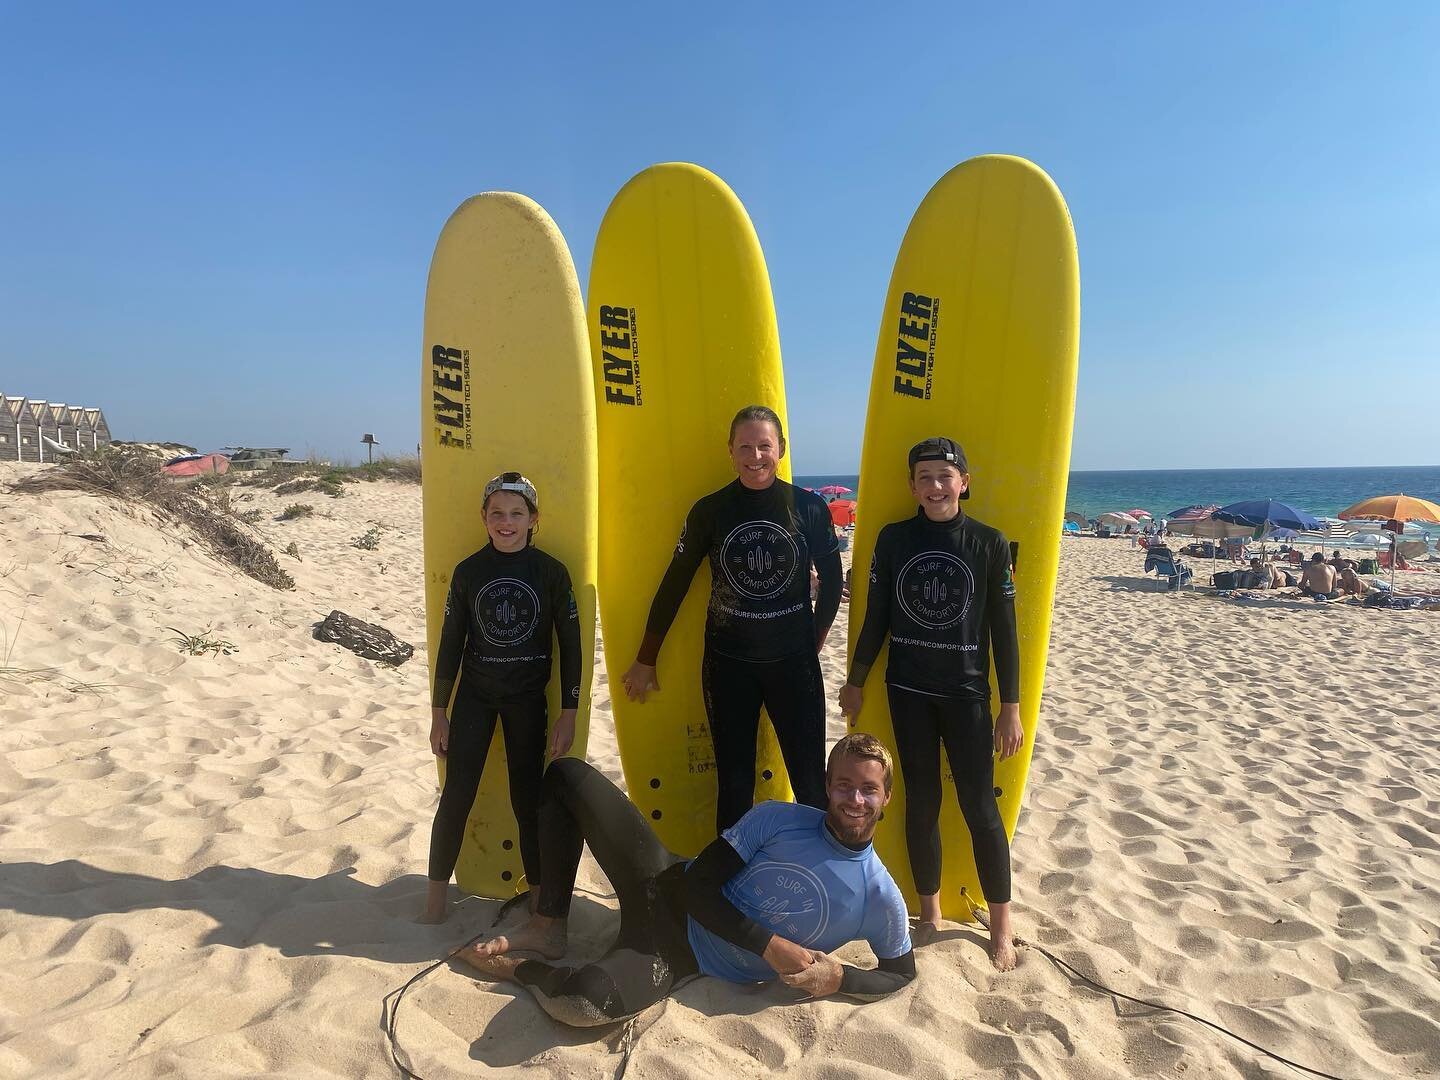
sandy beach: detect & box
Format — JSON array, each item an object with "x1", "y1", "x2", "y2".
[{"x1": 2, "y1": 463, "x2": 1438, "y2": 1078}]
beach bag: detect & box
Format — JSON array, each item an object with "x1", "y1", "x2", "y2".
[
  {"x1": 1357, "y1": 558, "x2": 1379, "y2": 575},
  {"x1": 1211, "y1": 571, "x2": 1238, "y2": 589}
]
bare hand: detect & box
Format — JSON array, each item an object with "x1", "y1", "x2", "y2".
[
  {"x1": 761, "y1": 935, "x2": 814, "y2": 976},
  {"x1": 429, "y1": 708, "x2": 450, "y2": 757},
  {"x1": 622, "y1": 661, "x2": 660, "y2": 703},
  {"x1": 779, "y1": 951, "x2": 843, "y2": 997},
  {"x1": 838, "y1": 683, "x2": 864, "y2": 727},
  {"x1": 994, "y1": 703, "x2": 1023, "y2": 761},
  {"x1": 548, "y1": 709, "x2": 577, "y2": 761}
]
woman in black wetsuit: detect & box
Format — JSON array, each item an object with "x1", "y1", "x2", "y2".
[
  {"x1": 620, "y1": 405, "x2": 845, "y2": 833},
  {"x1": 420, "y1": 472, "x2": 582, "y2": 923},
  {"x1": 837, "y1": 438, "x2": 1024, "y2": 970}
]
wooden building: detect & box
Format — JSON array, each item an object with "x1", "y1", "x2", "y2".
[{"x1": 0, "y1": 394, "x2": 112, "y2": 462}]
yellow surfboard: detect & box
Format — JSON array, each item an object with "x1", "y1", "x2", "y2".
[
  {"x1": 421, "y1": 192, "x2": 597, "y2": 900},
  {"x1": 848, "y1": 156, "x2": 1079, "y2": 915},
  {"x1": 588, "y1": 162, "x2": 794, "y2": 856}
]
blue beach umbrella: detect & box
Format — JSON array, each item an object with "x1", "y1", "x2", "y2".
[{"x1": 1212, "y1": 499, "x2": 1321, "y2": 533}]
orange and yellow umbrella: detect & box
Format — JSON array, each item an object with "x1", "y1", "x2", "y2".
[{"x1": 1337, "y1": 494, "x2": 1440, "y2": 523}]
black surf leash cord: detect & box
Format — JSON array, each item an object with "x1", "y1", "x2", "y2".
[
  {"x1": 384, "y1": 890, "x2": 1352, "y2": 1080},
  {"x1": 962, "y1": 895, "x2": 1349, "y2": 1080},
  {"x1": 383, "y1": 890, "x2": 534, "y2": 1080}
]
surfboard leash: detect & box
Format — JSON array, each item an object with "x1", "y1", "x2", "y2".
[{"x1": 960, "y1": 893, "x2": 1351, "y2": 1080}]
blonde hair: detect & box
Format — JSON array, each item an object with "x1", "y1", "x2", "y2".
[{"x1": 827, "y1": 733, "x2": 894, "y2": 793}]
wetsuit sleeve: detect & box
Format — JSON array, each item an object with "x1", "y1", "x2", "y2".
[
  {"x1": 681, "y1": 837, "x2": 774, "y2": 956},
  {"x1": 431, "y1": 568, "x2": 468, "y2": 707},
  {"x1": 846, "y1": 530, "x2": 894, "y2": 687},
  {"x1": 552, "y1": 561, "x2": 582, "y2": 709},
  {"x1": 837, "y1": 950, "x2": 917, "y2": 1001},
  {"x1": 987, "y1": 533, "x2": 1020, "y2": 703},
  {"x1": 813, "y1": 551, "x2": 843, "y2": 650},
  {"x1": 636, "y1": 499, "x2": 713, "y2": 666}
]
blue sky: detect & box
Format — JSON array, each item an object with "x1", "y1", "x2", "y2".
[{"x1": 3, "y1": 4, "x2": 1437, "y2": 471}]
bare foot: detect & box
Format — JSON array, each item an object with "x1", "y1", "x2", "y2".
[
  {"x1": 416, "y1": 880, "x2": 451, "y2": 924},
  {"x1": 985, "y1": 901, "x2": 1018, "y2": 972},
  {"x1": 456, "y1": 947, "x2": 525, "y2": 981},
  {"x1": 989, "y1": 934, "x2": 1018, "y2": 972},
  {"x1": 469, "y1": 915, "x2": 567, "y2": 960}
]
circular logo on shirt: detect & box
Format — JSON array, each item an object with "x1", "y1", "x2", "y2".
[
  {"x1": 720, "y1": 520, "x2": 799, "y2": 600},
  {"x1": 896, "y1": 551, "x2": 974, "y2": 630},
  {"x1": 473, "y1": 577, "x2": 540, "y2": 647},
  {"x1": 728, "y1": 860, "x2": 830, "y2": 946}
]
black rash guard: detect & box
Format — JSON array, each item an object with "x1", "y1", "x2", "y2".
[
  {"x1": 848, "y1": 509, "x2": 1020, "y2": 702},
  {"x1": 638, "y1": 478, "x2": 842, "y2": 664},
  {"x1": 432, "y1": 544, "x2": 582, "y2": 708}
]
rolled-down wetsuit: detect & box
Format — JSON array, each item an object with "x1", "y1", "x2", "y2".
[
  {"x1": 637, "y1": 478, "x2": 843, "y2": 831},
  {"x1": 846, "y1": 509, "x2": 1020, "y2": 902},
  {"x1": 428, "y1": 543, "x2": 581, "y2": 889},
  {"x1": 510, "y1": 758, "x2": 916, "y2": 1025}
]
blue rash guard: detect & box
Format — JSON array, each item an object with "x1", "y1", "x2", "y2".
[{"x1": 686, "y1": 800, "x2": 913, "y2": 983}]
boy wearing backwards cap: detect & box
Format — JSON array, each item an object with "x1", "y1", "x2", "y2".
[
  {"x1": 420, "y1": 472, "x2": 582, "y2": 927},
  {"x1": 838, "y1": 438, "x2": 1023, "y2": 970}
]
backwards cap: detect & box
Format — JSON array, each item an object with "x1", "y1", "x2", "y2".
[
  {"x1": 908, "y1": 437, "x2": 970, "y2": 500},
  {"x1": 483, "y1": 471, "x2": 538, "y2": 510}
]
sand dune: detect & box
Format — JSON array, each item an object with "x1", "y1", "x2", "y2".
[{"x1": 2, "y1": 466, "x2": 1437, "y2": 1078}]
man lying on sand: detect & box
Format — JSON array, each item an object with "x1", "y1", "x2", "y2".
[{"x1": 457, "y1": 734, "x2": 917, "y2": 1026}]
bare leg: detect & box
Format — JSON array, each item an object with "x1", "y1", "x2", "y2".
[
  {"x1": 457, "y1": 913, "x2": 568, "y2": 965},
  {"x1": 914, "y1": 892, "x2": 943, "y2": 944},
  {"x1": 417, "y1": 879, "x2": 450, "y2": 924}
]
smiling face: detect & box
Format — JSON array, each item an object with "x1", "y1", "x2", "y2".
[
  {"x1": 484, "y1": 491, "x2": 537, "y2": 552},
  {"x1": 910, "y1": 460, "x2": 969, "y2": 521},
  {"x1": 729, "y1": 419, "x2": 785, "y2": 490},
  {"x1": 824, "y1": 753, "x2": 892, "y2": 846}
]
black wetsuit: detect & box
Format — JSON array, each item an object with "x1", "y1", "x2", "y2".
[
  {"x1": 637, "y1": 478, "x2": 843, "y2": 831},
  {"x1": 510, "y1": 758, "x2": 916, "y2": 1026},
  {"x1": 428, "y1": 543, "x2": 581, "y2": 888},
  {"x1": 847, "y1": 509, "x2": 1020, "y2": 902}
]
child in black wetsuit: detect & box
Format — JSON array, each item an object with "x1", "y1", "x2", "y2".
[
  {"x1": 420, "y1": 472, "x2": 582, "y2": 923},
  {"x1": 838, "y1": 438, "x2": 1024, "y2": 970}
]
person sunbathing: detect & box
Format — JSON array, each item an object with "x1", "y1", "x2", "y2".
[
  {"x1": 1247, "y1": 557, "x2": 1282, "y2": 589},
  {"x1": 1338, "y1": 566, "x2": 1367, "y2": 597},
  {"x1": 1299, "y1": 553, "x2": 1340, "y2": 599}
]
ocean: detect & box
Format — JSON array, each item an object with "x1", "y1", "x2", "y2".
[{"x1": 794, "y1": 465, "x2": 1440, "y2": 523}]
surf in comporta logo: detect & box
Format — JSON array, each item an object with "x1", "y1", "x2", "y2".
[
  {"x1": 597, "y1": 305, "x2": 643, "y2": 406},
  {"x1": 729, "y1": 861, "x2": 830, "y2": 947},
  {"x1": 896, "y1": 551, "x2": 974, "y2": 629},
  {"x1": 430, "y1": 345, "x2": 472, "y2": 449},
  {"x1": 892, "y1": 291, "x2": 940, "y2": 400},
  {"x1": 721, "y1": 521, "x2": 798, "y2": 600},
  {"x1": 474, "y1": 578, "x2": 540, "y2": 646}
]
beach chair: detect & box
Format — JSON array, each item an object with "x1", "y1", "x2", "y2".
[{"x1": 1143, "y1": 546, "x2": 1193, "y2": 590}]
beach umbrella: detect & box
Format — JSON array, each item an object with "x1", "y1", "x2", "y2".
[
  {"x1": 1126, "y1": 508, "x2": 1152, "y2": 519},
  {"x1": 816, "y1": 484, "x2": 853, "y2": 496},
  {"x1": 1213, "y1": 500, "x2": 1320, "y2": 558},
  {"x1": 1212, "y1": 499, "x2": 1321, "y2": 533},
  {"x1": 828, "y1": 499, "x2": 856, "y2": 527},
  {"x1": 1166, "y1": 504, "x2": 1219, "y2": 521},
  {"x1": 1338, "y1": 495, "x2": 1440, "y2": 589},
  {"x1": 1165, "y1": 506, "x2": 1249, "y2": 542},
  {"x1": 1096, "y1": 512, "x2": 1138, "y2": 533},
  {"x1": 1337, "y1": 494, "x2": 1440, "y2": 525},
  {"x1": 1064, "y1": 510, "x2": 1089, "y2": 526}
]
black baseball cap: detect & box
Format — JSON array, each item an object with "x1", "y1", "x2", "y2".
[{"x1": 908, "y1": 437, "x2": 970, "y2": 499}]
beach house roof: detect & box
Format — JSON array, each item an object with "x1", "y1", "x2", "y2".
[{"x1": 0, "y1": 392, "x2": 113, "y2": 462}]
